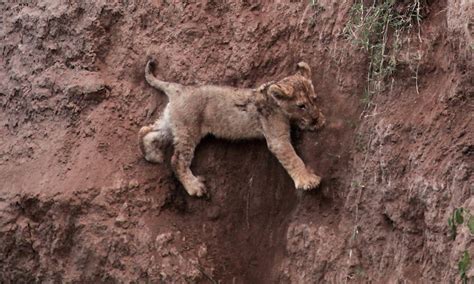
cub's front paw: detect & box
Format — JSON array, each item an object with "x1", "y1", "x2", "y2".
[
  {"x1": 295, "y1": 173, "x2": 321, "y2": 191},
  {"x1": 185, "y1": 177, "x2": 207, "y2": 197}
]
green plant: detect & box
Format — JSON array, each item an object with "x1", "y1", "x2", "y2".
[
  {"x1": 448, "y1": 207, "x2": 471, "y2": 239},
  {"x1": 354, "y1": 265, "x2": 365, "y2": 277},
  {"x1": 308, "y1": 0, "x2": 324, "y2": 21},
  {"x1": 344, "y1": 0, "x2": 425, "y2": 104},
  {"x1": 459, "y1": 250, "x2": 471, "y2": 284},
  {"x1": 447, "y1": 208, "x2": 473, "y2": 282},
  {"x1": 468, "y1": 215, "x2": 474, "y2": 235}
]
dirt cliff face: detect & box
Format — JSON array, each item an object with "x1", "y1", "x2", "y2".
[{"x1": 0, "y1": 1, "x2": 472, "y2": 283}]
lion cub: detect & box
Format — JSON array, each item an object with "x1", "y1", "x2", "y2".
[{"x1": 139, "y1": 59, "x2": 325, "y2": 197}]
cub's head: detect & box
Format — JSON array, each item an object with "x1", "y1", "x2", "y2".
[{"x1": 267, "y1": 62, "x2": 326, "y2": 131}]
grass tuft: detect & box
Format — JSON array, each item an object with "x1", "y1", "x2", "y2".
[{"x1": 344, "y1": 0, "x2": 426, "y2": 106}]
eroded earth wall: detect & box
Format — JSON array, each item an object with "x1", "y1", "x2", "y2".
[{"x1": 0, "y1": 1, "x2": 472, "y2": 282}]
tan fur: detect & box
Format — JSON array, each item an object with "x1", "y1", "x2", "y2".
[{"x1": 139, "y1": 59, "x2": 325, "y2": 197}]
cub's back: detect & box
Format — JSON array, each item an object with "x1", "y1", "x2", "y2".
[{"x1": 201, "y1": 86, "x2": 262, "y2": 139}]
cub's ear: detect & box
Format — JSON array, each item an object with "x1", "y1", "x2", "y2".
[
  {"x1": 268, "y1": 84, "x2": 293, "y2": 100},
  {"x1": 297, "y1": 61, "x2": 312, "y2": 79}
]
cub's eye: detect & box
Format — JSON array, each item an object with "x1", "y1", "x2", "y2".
[{"x1": 298, "y1": 104, "x2": 307, "y2": 110}]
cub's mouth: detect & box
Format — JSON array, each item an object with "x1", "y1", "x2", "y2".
[{"x1": 300, "y1": 113, "x2": 326, "y2": 131}]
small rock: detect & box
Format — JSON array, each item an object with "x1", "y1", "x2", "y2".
[
  {"x1": 155, "y1": 232, "x2": 173, "y2": 249},
  {"x1": 198, "y1": 244, "x2": 208, "y2": 258},
  {"x1": 207, "y1": 205, "x2": 220, "y2": 221},
  {"x1": 115, "y1": 213, "x2": 129, "y2": 228}
]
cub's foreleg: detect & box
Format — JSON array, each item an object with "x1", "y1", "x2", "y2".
[{"x1": 262, "y1": 119, "x2": 321, "y2": 190}]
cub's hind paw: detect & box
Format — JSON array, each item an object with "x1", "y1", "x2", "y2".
[
  {"x1": 144, "y1": 151, "x2": 164, "y2": 164},
  {"x1": 139, "y1": 126, "x2": 153, "y2": 139}
]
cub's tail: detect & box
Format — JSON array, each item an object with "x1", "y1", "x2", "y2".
[{"x1": 145, "y1": 59, "x2": 183, "y2": 97}]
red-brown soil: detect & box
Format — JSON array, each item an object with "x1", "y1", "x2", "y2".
[{"x1": 0, "y1": 1, "x2": 472, "y2": 283}]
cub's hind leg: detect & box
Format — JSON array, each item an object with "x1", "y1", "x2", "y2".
[
  {"x1": 170, "y1": 129, "x2": 206, "y2": 197},
  {"x1": 139, "y1": 111, "x2": 172, "y2": 163}
]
